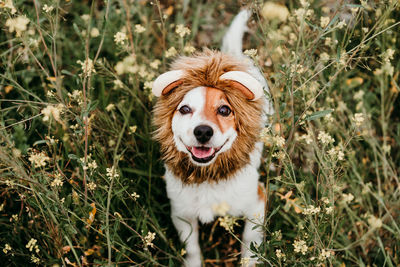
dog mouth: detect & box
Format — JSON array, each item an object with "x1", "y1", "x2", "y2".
[{"x1": 183, "y1": 140, "x2": 228, "y2": 164}]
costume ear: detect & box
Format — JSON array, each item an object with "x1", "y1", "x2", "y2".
[
  {"x1": 152, "y1": 70, "x2": 184, "y2": 97},
  {"x1": 219, "y1": 71, "x2": 264, "y2": 100}
]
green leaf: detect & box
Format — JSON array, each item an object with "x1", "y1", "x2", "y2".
[{"x1": 305, "y1": 109, "x2": 333, "y2": 121}]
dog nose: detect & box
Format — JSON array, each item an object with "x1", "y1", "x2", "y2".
[{"x1": 194, "y1": 125, "x2": 213, "y2": 144}]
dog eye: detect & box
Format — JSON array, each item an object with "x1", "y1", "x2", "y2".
[
  {"x1": 217, "y1": 105, "x2": 232, "y2": 116},
  {"x1": 179, "y1": 105, "x2": 192, "y2": 114}
]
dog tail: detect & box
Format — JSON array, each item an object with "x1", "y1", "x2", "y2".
[
  {"x1": 221, "y1": 9, "x2": 251, "y2": 57},
  {"x1": 222, "y1": 9, "x2": 275, "y2": 119}
]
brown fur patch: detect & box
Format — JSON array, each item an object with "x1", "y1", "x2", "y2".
[
  {"x1": 153, "y1": 49, "x2": 264, "y2": 184},
  {"x1": 203, "y1": 87, "x2": 234, "y2": 133}
]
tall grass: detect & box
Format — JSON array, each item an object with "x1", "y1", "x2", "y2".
[{"x1": 0, "y1": 0, "x2": 399, "y2": 266}]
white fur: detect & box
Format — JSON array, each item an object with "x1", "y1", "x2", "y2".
[
  {"x1": 171, "y1": 87, "x2": 237, "y2": 166},
  {"x1": 165, "y1": 143, "x2": 265, "y2": 266}
]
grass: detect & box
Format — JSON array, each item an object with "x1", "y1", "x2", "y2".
[{"x1": 0, "y1": 0, "x2": 399, "y2": 266}]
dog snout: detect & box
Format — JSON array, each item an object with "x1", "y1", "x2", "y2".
[{"x1": 194, "y1": 125, "x2": 213, "y2": 144}]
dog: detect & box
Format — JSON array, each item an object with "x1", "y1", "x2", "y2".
[{"x1": 152, "y1": 10, "x2": 273, "y2": 266}]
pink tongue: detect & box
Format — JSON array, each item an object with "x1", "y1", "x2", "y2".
[{"x1": 191, "y1": 147, "x2": 215, "y2": 159}]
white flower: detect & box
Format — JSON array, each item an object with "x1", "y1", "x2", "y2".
[
  {"x1": 368, "y1": 215, "x2": 382, "y2": 229},
  {"x1": 90, "y1": 27, "x2": 100, "y2": 38},
  {"x1": 320, "y1": 16, "x2": 330, "y2": 28},
  {"x1": 6, "y1": 16, "x2": 30, "y2": 37},
  {"x1": 87, "y1": 182, "x2": 97, "y2": 191},
  {"x1": 3, "y1": 243, "x2": 12, "y2": 254},
  {"x1": 81, "y1": 14, "x2": 90, "y2": 21},
  {"x1": 77, "y1": 58, "x2": 96, "y2": 77},
  {"x1": 302, "y1": 205, "x2": 321, "y2": 215},
  {"x1": 26, "y1": 238, "x2": 39, "y2": 253},
  {"x1": 41, "y1": 104, "x2": 63, "y2": 122},
  {"x1": 183, "y1": 45, "x2": 196, "y2": 54},
  {"x1": 325, "y1": 206, "x2": 334, "y2": 214},
  {"x1": 50, "y1": 174, "x2": 63, "y2": 187},
  {"x1": 320, "y1": 52, "x2": 330, "y2": 61},
  {"x1": 106, "y1": 165, "x2": 119, "y2": 180},
  {"x1": 114, "y1": 31, "x2": 127, "y2": 45},
  {"x1": 106, "y1": 104, "x2": 115, "y2": 112},
  {"x1": 29, "y1": 151, "x2": 51, "y2": 168},
  {"x1": 175, "y1": 24, "x2": 191, "y2": 38},
  {"x1": 42, "y1": 4, "x2": 54, "y2": 13},
  {"x1": 337, "y1": 20, "x2": 347, "y2": 29},
  {"x1": 353, "y1": 113, "x2": 365, "y2": 126},
  {"x1": 240, "y1": 257, "x2": 250, "y2": 266},
  {"x1": 318, "y1": 131, "x2": 334, "y2": 145},
  {"x1": 244, "y1": 49, "x2": 258, "y2": 57},
  {"x1": 319, "y1": 249, "x2": 332, "y2": 260},
  {"x1": 342, "y1": 193, "x2": 354, "y2": 203},
  {"x1": 134, "y1": 24, "x2": 146, "y2": 33},
  {"x1": 150, "y1": 59, "x2": 161, "y2": 69},
  {"x1": 165, "y1": 47, "x2": 177, "y2": 58},
  {"x1": 144, "y1": 231, "x2": 156, "y2": 248},
  {"x1": 293, "y1": 239, "x2": 308, "y2": 255},
  {"x1": 2, "y1": 0, "x2": 17, "y2": 14},
  {"x1": 276, "y1": 249, "x2": 286, "y2": 260}
]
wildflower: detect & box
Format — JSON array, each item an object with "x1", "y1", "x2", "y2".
[
  {"x1": 131, "y1": 192, "x2": 140, "y2": 201},
  {"x1": 87, "y1": 182, "x2": 97, "y2": 191},
  {"x1": 383, "y1": 48, "x2": 395, "y2": 62},
  {"x1": 2, "y1": 0, "x2": 17, "y2": 14},
  {"x1": 26, "y1": 238, "x2": 39, "y2": 253},
  {"x1": 261, "y1": 2, "x2": 289, "y2": 21},
  {"x1": 128, "y1": 125, "x2": 137, "y2": 134},
  {"x1": 240, "y1": 257, "x2": 250, "y2": 266},
  {"x1": 42, "y1": 4, "x2": 54, "y2": 13},
  {"x1": 212, "y1": 201, "x2": 230, "y2": 216},
  {"x1": 81, "y1": 14, "x2": 90, "y2": 22},
  {"x1": 3, "y1": 244, "x2": 11, "y2": 254},
  {"x1": 325, "y1": 206, "x2": 334, "y2": 214},
  {"x1": 276, "y1": 249, "x2": 286, "y2": 260},
  {"x1": 41, "y1": 104, "x2": 63, "y2": 122},
  {"x1": 319, "y1": 249, "x2": 332, "y2": 260},
  {"x1": 336, "y1": 20, "x2": 347, "y2": 29},
  {"x1": 339, "y1": 51, "x2": 348, "y2": 66},
  {"x1": 115, "y1": 56, "x2": 138, "y2": 75},
  {"x1": 342, "y1": 193, "x2": 354, "y2": 203},
  {"x1": 175, "y1": 24, "x2": 191, "y2": 38},
  {"x1": 274, "y1": 135, "x2": 285, "y2": 148},
  {"x1": 144, "y1": 81, "x2": 153, "y2": 90},
  {"x1": 90, "y1": 27, "x2": 100, "y2": 38},
  {"x1": 165, "y1": 47, "x2": 177, "y2": 58},
  {"x1": 320, "y1": 52, "x2": 329, "y2": 61},
  {"x1": 150, "y1": 59, "x2": 161, "y2": 69},
  {"x1": 29, "y1": 151, "x2": 51, "y2": 168},
  {"x1": 114, "y1": 31, "x2": 127, "y2": 45},
  {"x1": 293, "y1": 239, "x2": 308, "y2": 255},
  {"x1": 352, "y1": 113, "x2": 364, "y2": 126},
  {"x1": 50, "y1": 174, "x2": 63, "y2": 187},
  {"x1": 183, "y1": 45, "x2": 196, "y2": 54},
  {"x1": 5, "y1": 16, "x2": 30, "y2": 36},
  {"x1": 134, "y1": 24, "x2": 146, "y2": 33},
  {"x1": 113, "y1": 79, "x2": 124, "y2": 89},
  {"x1": 244, "y1": 49, "x2": 257, "y2": 58},
  {"x1": 144, "y1": 231, "x2": 156, "y2": 248},
  {"x1": 5, "y1": 179, "x2": 15, "y2": 187},
  {"x1": 0, "y1": 203, "x2": 4, "y2": 212},
  {"x1": 218, "y1": 216, "x2": 239, "y2": 232},
  {"x1": 105, "y1": 104, "x2": 115, "y2": 112},
  {"x1": 318, "y1": 131, "x2": 334, "y2": 145},
  {"x1": 368, "y1": 215, "x2": 382, "y2": 229},
  {"x1": 77, "y1": 58, "x2": 96, "y2": 77},
  {"x1": 31, "y1": 255, "x2": 40, "y2": 264},
  {"x1": 302, "y1": 205, "x2": 321, "y2": 215},
  {"x1": 106, "y1": 165, "x2": 119, "y2": 180},
  {"x1": 180, "y1": 248, "x2": 186, "y2": 256},
  {"x1": 320, "y1": 16, "x2": 330, "y2": 28},
  {"x1": 328, "y1": 146, "x2": 345, "y2": 160},
  {"x1": 362, "y1": 27, "x2": 369, "y2": 33},
  {"x1": 11, "y1": 214, "x2": 18, "y2": 222},
  {"x1": 353, "y1": 90, "x2": 364, "y2": 101}
]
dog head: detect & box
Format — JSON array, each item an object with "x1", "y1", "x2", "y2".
[{"x1": 152, "y1": 50, "x2": 265, "y2": 183}]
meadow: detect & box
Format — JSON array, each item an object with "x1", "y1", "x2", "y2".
[{"x1": 0, "y1": 0, "x2": 399, "y2": 266}]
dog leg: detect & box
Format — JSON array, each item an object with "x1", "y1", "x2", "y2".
[
  {"x1": 241, "y1": 201, "x2": 265, "y2": 266},
  {"x1": 172, "y1": 215, "x2": 202, "y2": 267}
]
